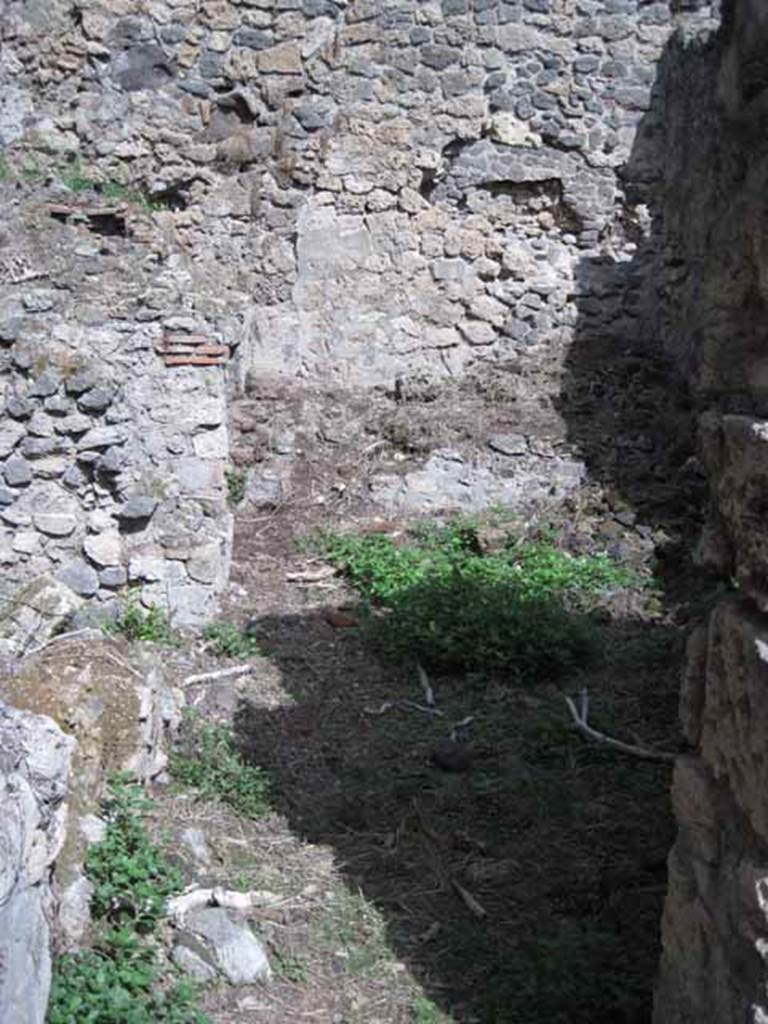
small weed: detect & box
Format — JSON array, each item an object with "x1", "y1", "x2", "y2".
[
  {"x1": 99, "y1": 180, "x2": 164, "y2": 211},
  {"x1": 60, "y1": 158, "x2": 97, "y2": 193},
  {"x1": 273, "y1": 952, "x2": 308, "y2": 983},
  {"x1": 0, "y1": 154, "x2": 9, "y2": 182},
  {"x1": 312, "y1": 521, "x2": 638, "y2": 680},
  {"x1": 171, "y1": 716, "x2": 271, "y2": 818},
  {"x1": 412, "y1": 995, "x2": 456, "y2": 1024},
  {"x1": 203, "y1": 621, "x2": 260, "y2": 660},
  {"x1": 47, "y1": 775, "x2": 209, "y2": 1024},
  {"x1": 225, "y1": 468, "x2": 248, "y2": 506},
  {"x1": 104, "y1": 594, "x2": 179, "y2": 646},
  {"x1": 230, "y1": 872, "x2": 254, "y2": 892}
]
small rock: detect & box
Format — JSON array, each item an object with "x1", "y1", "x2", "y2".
[
  {"x1": 171, "y1": 945, "x2": 218, "y2": 983},
  {"x1": 0, "y1": 317, "x2": 22, "y2": 342},
  {"x1": 13, "y1": 531, "x2": 39, "y2": 555},
  {"x1": 5, "y1": 396, "x2": 34, "y2": 420},
  {"x1": 20, "y1": 438, "x2": 61, "y2": 459},
  {"x1": 77, "y1": 426, "x2": 126, "y2": 451},
  {"x1": 175, "y1": 908, "x2": 272, "y2": 985},
  {"x1": 27, "y1": 410, "x2": 55, "y2": 438},
  {"x1": 44, "y1": 395, "x2": 71, "y2": 416},
  {"x1": 128, "y1": 552, "x2": 166, "y2": 582},
  {"x1": 0, "y1": 422, "x2": 27, "y2": 458},
  {"x1": 95, "y1": 447, "x2": 125, "y2": 475},
  {"x1": 3, "y1": 457, "x2": 32, "y2": 487},
  {"x1": 34, "y1": 514, "x2": 77, "y2": 538},
  {"x1": 33, "y1": 457, "x2": 69, "y2": 480},
  {"x1": 431, "y1": 742, "x2": 473, "y2": 773},
  {"x1": 119, "y1": 496, "x2": 158, "y2": 522},
  {"x1": 22, "y1": 292, "x2": 56, "y2": 313},
  {"x1": 28, "y1": 369, "x2": 61, "y2": 399},
  {"x1": 58, "y1": 561, "x2": 100, "y2": 597},
  {"x1": 187, "y1": 542, "x2": 221, "y2": 585},
  {"x1": 64, "y1": 370, "x2": 99, "y2": 396},
  {"x1": 77, "y1": 386, "x2": 115, "y2": 413},
  {"x1": 98, "y1": 566, "x2": 128, "y2": 588},
  {"x1": 488, "y1": 433, "x2": 528, "y2": 456},
  {"x1": 1, "y1": 506, "x2": 31, "y2": 527},
  {"x1": 55, "y1": 413, "x2": 92, "y2": 435},
  {"x1": 62, "y1": 464, "x2": 88, "y2": 490},
  {"x1": 0, "y1": 487, "x2": 15, "y2": 505},
  {"x1": 83, "y1": 532, "x2": 122, "y2": 568}
]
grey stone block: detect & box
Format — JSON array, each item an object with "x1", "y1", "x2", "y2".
[
  {"x1": 58, "y1": 561, "x2": 100, "y2": 597},
  {"x1": 77, "y1": 387, "x2": 115, "y2": 414},
  {"x1": 119, "y1": 496, "x2": 158, "y2": 522},
  {"x1": 28, "y1": 369, "x2": 61, "y2": 399},
  {"x1": 5, "y1": 397, "x2": 34, "y2": 420},
  {"x1": 3, "y1": 458, "x2": 32, "y2": 487}
]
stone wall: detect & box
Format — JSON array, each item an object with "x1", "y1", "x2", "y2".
[
  {"x1": 0, "y1": 0, "x2": 720, "y2": 640},
  {"x1": 651, "y1": 1, "x2": 768, "y2": 1020}
]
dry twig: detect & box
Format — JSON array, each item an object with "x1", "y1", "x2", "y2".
[
  {"x1": 451, "y1": 879, "x2": 488, "y2": 919},
  {"x1": 417, "y1": 662, "x2": 435, "y2": 707},
  {"x1": 563, "y1": 688, "x2": 676, "y2": 763}
]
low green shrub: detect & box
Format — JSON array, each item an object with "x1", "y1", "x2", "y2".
[
  {"x1": 314, "y1": 521, "x2": 637, "y2": 680},
  {"x1": 171, "y1": 717, "x2": 270, "y2": 818}
]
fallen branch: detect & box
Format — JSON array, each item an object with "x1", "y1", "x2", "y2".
[
  {"x1": 182, "y1": 664, "x2": 256, "y2": 688},
  {"x1": 168, "y1": 886, "x2": 282, "y2": 919},
  {"x1": 563, "y1": 688, "x2": 676, "y2": 763}
]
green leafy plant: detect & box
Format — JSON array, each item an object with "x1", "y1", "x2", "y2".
[
  {"x1": 47, "y1": 946, "x2": 208, "y2": 1024},
  {"x1": 203, "y1": 621, "x2": 260, "y2": 660},
  {"x1": 86, "y1": 776, "x2": 182, "y2": 928},
  {"x1": 225, "y1": 468, "x2": 247, "y2": 506},
  {"x1": 47, "y1": 776, "x2": 210, "y2": 1024},
  {"x1": 313, "y1": 521, "x2": 639, "y2": 680},
  {"x1": 171, "y1": 717, "x2": 270, "y2": 818},
  {"x1": 104, "y1": 594, "x2": 179, "y2": 646}
]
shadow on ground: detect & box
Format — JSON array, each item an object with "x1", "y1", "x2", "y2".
[{"x1": 232, "y1": 599, "x2": 682, "y2": 1024}]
